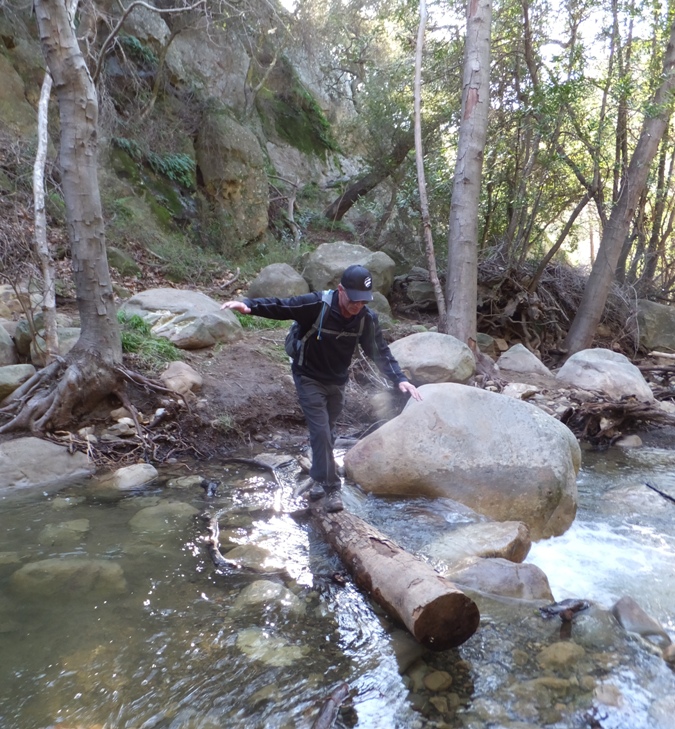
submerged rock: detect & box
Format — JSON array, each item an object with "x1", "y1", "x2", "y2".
[
  {"x1": 425, "y1": 521, "x2": 532, "y2": 566},
  {"x1": 236, "y1": 627, "x2": 309, "y2": 667},
  {"x1": 10, "y1": 557, "x2": 127, "y2": 598},
  {"x1": 231, "y1": 579, "x2": 305, "y2": 616},
  {"x1": 611, "y1": 595, "x2": 672, "y2": 647},
  {"x1": 442, "y1": 557, "x2": 553, "y2": 601},
  {"x1": 129, "y1": 501, "x2": 199, "y2": 534}
]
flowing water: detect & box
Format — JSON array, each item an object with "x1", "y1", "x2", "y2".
[{"x1": 0, "y1": 444, "x2": 674, "y2": 729}]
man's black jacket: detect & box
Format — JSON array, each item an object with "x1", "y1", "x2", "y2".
[{"x1": 242, "y1": 290, "x2": 409, "y2": 386}]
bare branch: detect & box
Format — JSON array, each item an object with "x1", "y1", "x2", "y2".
[{"x1": 93, "y1": 0, "x2": 207, "y2": 83}]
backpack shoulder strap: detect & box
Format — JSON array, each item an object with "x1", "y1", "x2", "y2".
[
  {"x1": 296, "y1": 290, "x2": 333, "y2": 365},
  {"x1": 316, "y1": 290, "x2": 333, "y2": 341}
]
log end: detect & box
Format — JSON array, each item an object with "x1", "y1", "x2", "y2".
[{"x1": 413, "y1": 592, "x2": 480, "y2": 651}]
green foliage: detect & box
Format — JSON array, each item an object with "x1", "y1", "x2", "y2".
[
  {"x1": 112, "y1": 138, "x2": 196, "y2": 190},
  {"x1": 211, "y1": 413, "x2": 244, "y2": 438},
  {"x1": 234, "y1": 312, "x2": 287, "y2": 330},
  {"x1": 147, "y1": 236, "x2": 232, "y2": 285},
  {"x1": 117, "y1": 311, "x2": 182, "y2": 368},
  {"x1": 146, "y1": 152, "x2": 195, "y2": 189},
  {"x1": 120, "y1": 34, "x2": 158, "y2": 66},
  {"x1": 305, "y1": 213, "x2": 354, "y2": 235}
]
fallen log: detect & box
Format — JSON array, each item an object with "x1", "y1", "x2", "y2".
[{"x1": 312, "y1": 506, "x2": 480, "y2": 651}]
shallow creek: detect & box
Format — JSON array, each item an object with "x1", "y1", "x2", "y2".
[{"x1": 0, "y1": 445, "x2": 674, "y2": 729}]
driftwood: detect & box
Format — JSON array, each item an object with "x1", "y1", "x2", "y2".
[
  {"x1": 311, "y1": 506, "x2": 480, "y2": 651},
  {"x1": 562, "y1": 397, "x2": 675, "y2": 442}
]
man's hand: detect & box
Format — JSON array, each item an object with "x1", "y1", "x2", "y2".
[
  {"x1": 220, "y1": 300, "x2": 251, "y2": 314},
  {"x1": 399, "y1": 381, "x2": 422, "y2": 401}
]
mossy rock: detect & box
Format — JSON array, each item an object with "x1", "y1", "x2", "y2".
[
  {"x1": 107, "y1": 246, "x2": 142, "y2": 277},
  {"x1": 195, "y1": 105, "x2": 268, "y2": 247},
  {"x1": 254, "y1": 57, "x2": 338, "y2": 158}
]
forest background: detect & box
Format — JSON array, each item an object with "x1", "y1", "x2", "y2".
[{"x1": 1, "y1": 0, "x2": 675, "y2": 441}]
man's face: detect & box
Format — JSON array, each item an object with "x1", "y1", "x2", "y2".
[{"x1": 338, "y1": 285, "x2": 367, "y2": 317}]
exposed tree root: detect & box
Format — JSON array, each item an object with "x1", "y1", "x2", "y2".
[{"x1": 0, "y1": 353, "x2": 188, "y2": 465}]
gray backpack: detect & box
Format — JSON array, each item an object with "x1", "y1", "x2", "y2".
[{"x1": 284, "y1": 290, "x2": 333, "y2": 361}]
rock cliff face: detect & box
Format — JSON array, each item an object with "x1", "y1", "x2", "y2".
[{"x1": 0, "y1": 1, "x2": 356, "y2": 249}]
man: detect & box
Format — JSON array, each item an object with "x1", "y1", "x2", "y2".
[{"x1": 221, "y1": 264, "x2": 421, "y2": 512}]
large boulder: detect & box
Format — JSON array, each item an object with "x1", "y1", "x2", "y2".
[
  {"x1": 14, "y1": 311, "x2": 79, "y2": 357},
  {"x1": 195, "y1": 107, "x2": 268, "y2": 244},
  {"x1": 119, "y1": 288, "x2": 243, "y2": 349},
  {"x1": 301, "y1": 242, "x2": 396, "y2": 295},
  {"x1": 246, "y1": 263, "x2": 310, "y2": 299},
  {"x1": 0, "y1": 54, "x2": 38, "y2": 139},
  {"x1": 637, "y1": 299, "x2": 675, "y2": 351},
  {"x1": 556, "y1": 348, "x2": 654, "y2": 402},
  {"x1": 388, "y1": 332, "x2": 475, "y2": 385},
  {"x1": 344, "y1": 383, "x2": 581, "y2": 539},
  {"x1": 0, "y1": 437, "x2": 94, "y2": 497}
]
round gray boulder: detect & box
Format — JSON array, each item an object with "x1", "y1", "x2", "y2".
[
  {"x1": 301, "y1": 241, "x2": 396, "y2": 295},
  {"x1": 344, "y1": 383, "x2": 581, "y2": 539},
  {"x1": 246, "y1": 263, "x2": 310, "y2": 299},
  {"x1": 119, "y1": 288, "x2": 243, "y2": 349},
  {"x1": 556, "y1": 348, "x2": 654, "y2": 402},
  {"x1": 388, "y1": 332, "x2": 475, "y2": 385}
]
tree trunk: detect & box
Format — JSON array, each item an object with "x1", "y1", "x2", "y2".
[
  {"x1": 444, "y1": 0, "x2": 492, "y2": 342},
  {"x1": 312, "y1": 507, "x2": 480, "y2": 650},
  {"x1": 564, "y1": 19, "x2": 675, "y2": 355},
  {"x1": 0, "y1": 0, "x2": 124, "y2": 433},
  {"x1": 36, "y1": 0, "x2": 121, "y2": 363},
  {"x1": 414, "y1": 0, "x2": 446, "y2": 329},
  {"x1": 33, "y1": 68, "x2": 60, "y2": 364},
  {"x1": 323, "y1": 131, "x2": 415, "y2": 222}
]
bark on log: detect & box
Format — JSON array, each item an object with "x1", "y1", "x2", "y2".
[{"x1": 312, "y1": 507, "x2": 480, "y2": 650}]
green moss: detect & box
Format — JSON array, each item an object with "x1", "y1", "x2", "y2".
[
  {"x1": 109, "y1": 139, "x2": 196, "y2": 231},
  {"x1": 255, "y1": 59, "x2": 339, "y2": 158}
]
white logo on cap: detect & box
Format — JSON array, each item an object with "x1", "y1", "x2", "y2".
[{"x1": 364, "y1": 276, "x2": 372, "y2": 289}]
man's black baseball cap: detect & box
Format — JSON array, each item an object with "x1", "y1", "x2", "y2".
[{"x1": 341, "y1": 265, "x2": 374, "y2": 301}]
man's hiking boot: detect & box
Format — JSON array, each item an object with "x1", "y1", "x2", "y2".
[
  {"x1": 308, "y1": 481, "x2": 327, "y2": 501},
  {"x1": 324, "y1": 489, "x2": 344, "y2": 513}
]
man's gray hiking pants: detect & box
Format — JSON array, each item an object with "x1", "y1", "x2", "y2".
[{"x1": 293, "y1": 373, "x2": 345, "y2": 488}]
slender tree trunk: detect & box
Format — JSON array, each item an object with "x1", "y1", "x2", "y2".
[
  {"x1": 33, "y1": 68, "x2": 60, "y2": 364},
  {"x1": 445, "y1": 0, "x2": 491, "y2": 342},
  {"x1": 564, "y1": 19, "x2": 675, "y2": 355},
  {"x1": 528, "y1": 192, "x2": 592, "y2": 292},
  {"x1": 414, "y1": 0, "x2": 446, "y2": 329}
]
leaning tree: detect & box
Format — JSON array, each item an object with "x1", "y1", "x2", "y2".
[{"x1": 0, "y1": 0, "x2": 124, "y2": 433}]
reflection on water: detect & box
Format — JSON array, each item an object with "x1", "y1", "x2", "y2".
[{"x1": 0, "y1": 446, "x2": 673, "y2": 728}]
